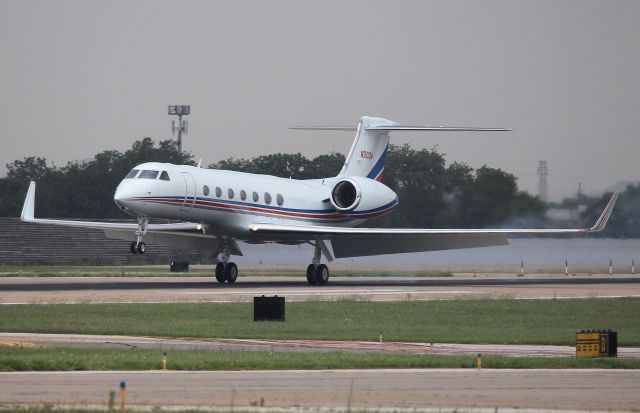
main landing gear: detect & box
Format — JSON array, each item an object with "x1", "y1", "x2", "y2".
[
  {"x1": 306, "y1": 240, "x2": 330, "y2": 285},
  {"x1": 306, "y1": 263, "x2": 329, "y2": 285},
  {"x1": 215, "y1": 239, "x2": 238, "y2": 284},
  {"x1": 130, "y1": 216, "x2": 148, "y2": 255}
]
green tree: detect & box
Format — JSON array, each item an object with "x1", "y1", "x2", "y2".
[
  {"x1": 0, "y1": 138, "x2": 192, "y2": 218},
  {"x1": 209, "y1": 152, "x2": 345, "y2": 180},
  {"x1": 377, "y1": 144, "x2": 448, "y2": 227}
]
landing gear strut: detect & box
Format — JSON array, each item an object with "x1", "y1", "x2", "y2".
[
  {"x1": 215, "y1": 239, "x2": 238, "y2": 284},
  {"x1": 306, "y1": 240, "x2": 330, "y2": 285},
  {"x1": 130, "y1": 216, "x2": 148, "y2": 255}
]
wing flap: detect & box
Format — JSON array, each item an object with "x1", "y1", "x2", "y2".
[
  {"x1": 102, "y1": 229, "x2": 238, "y2": 254},
  {"x1": 330, "y1": 233, "x2": 508, "y2": 258}
]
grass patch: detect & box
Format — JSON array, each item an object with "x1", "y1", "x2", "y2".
[
  {"x1": 0, "y1": 298, "x2": 638, "y2": 346},
  {"x1": 0, "y1": 346, "x2": 638, "y2": 371}
]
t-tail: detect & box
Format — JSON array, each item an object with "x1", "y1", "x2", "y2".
[
  {"x1": 291, "y1": 116, "x2": 511, "y2": 181},
  {"x1": 339, "y1": 117, "x2": 394, "y2": 181}
]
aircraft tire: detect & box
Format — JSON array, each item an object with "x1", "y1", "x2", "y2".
[
  {"x1": 130, "y1": 242, "x2": 137, "y2": 254},
  {"x1": 316, "y1": 264, "x2": 329, "y2": 285},
  {"x1": 306, "y1": 264, "x2": 317, "y2": 285},
  {"x1": 225, "y1": 262, "x2": 238, "y2": 283},
  {"x1": 136, "y1": 242, "x2": 146, "y2": 254},
  {"x1": 215, "y1": 262, "x2": 225, "y2": 283}
]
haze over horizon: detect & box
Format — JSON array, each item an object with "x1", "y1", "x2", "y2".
[{"x1": 1, "y1": 1, "x2": 638, "y2": 201}]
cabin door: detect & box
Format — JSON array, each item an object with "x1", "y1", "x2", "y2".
[{"x1": 180, "y1": 172, "x2": 196, "y2": 212}]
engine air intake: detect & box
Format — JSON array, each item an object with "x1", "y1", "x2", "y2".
[{"x1": 331, "y1": 179, "x2": 361, "y2": 211}]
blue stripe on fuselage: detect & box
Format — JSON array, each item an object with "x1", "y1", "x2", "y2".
[{"x1": 366, "y1": 145, "x2": 388, "y2": 180}]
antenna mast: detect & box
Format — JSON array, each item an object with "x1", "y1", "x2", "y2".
[
  {"x1": 537, "y1": 160, "x2": 548, "y2": 202},
  {"x1": 168, "y1": 105, "x2": 190, "y2": 153}
]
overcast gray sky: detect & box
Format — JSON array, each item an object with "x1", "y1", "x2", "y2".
[{"x1": 1, "y1": 0, "x2": 638, "y2": 200}]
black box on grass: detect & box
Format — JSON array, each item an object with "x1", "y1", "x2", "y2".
[
  {"x1": 170, "y1": 261, "x2": 189, "y2": 272},
  {"x1": 254, "y1": 295, "x2": 285, "y2": 321}
]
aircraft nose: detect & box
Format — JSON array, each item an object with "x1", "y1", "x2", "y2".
[
  {"x1": 113, "y1": 182, "x2": 137, "y2": 213},
  {"x1": 113, "y1": 186, "x2": 127, "y2": 209}
]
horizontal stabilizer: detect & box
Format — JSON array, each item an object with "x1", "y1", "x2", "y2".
[
  {"x1": 365, "y1": 125, "x2": 511, "y2": 132},
  {"x1": 290, "y1": 125, "x2": 511, "y2": 132},
  {"x1": 289, "y1": 126, "x2": 357, "y2": 131}
]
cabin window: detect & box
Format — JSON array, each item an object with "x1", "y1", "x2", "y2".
[
  {"x1": 277, "y1": 193, "x2": 284, "y2": 206},
  {"x1": 228, "y1": 188, "x2": 235, "y2": 199},
  {"x1": 252, "y1": 191, "x2": 259, "y2": 202},
  {"x1": 240, "y1": 190, "x2": 247, "y2": 201},
  {"x1": 203, "y1": 185, "x2": 210, "y2": 196},
  {"x1": 125, "y1": 169, "x2": 140, "y2": 179},
  {"x1": 160, "y1": 171, "x2": 170, "y2": 181},
  {"x1": 139, "y1": 170, "x2": 159, "y2": 179},
  {"x1": 215, "y1": 187, "x2": 222, "y2": 197},
  {"x1": 264, "y1": 192, "x2": 272, "y2": 205}
]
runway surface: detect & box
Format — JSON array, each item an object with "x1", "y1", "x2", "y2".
[
  {"x1": 2, "y1": 332, "x2": 640, "y2": 358},
  {"x1": 1, "y1": 274, "x2": 640, "y2": 303},
  {"x1": 2, "y1": 369, "x2": 639, "y2": 411}
]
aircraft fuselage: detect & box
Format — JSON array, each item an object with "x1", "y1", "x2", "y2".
[{"x1": 114, "y1": 162, "x2": 399, "y2": 239}]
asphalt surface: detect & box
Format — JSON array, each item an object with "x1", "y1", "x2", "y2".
[
  {"x1": 1, "y1": 274, "x2": 640, "y2": 303},
  {"x1": 2, "y1": 274, "x2": 639, "y2": 411},
  {"x1": 1, "y1": 369, "x2": 638, "y2": 411}
]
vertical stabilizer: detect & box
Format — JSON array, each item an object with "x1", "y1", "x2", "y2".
[{"x1": 338, "y1": 116, "x2": 396, "y2": 181}]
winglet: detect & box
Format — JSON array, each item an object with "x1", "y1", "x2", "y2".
[
  {"x1": 20, "y1": 181, "x2": 36, "y2": 221},
  {"x1": 586, "y1": 192, "x2": 619, "y2": 233}
]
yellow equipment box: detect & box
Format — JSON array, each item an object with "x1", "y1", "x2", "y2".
[
  {"x1": 576, "y1": 332, "x2": 600, "y2": 358},
  {"x1": 576, "y1": 330, "x2": 618, "y2": 358}
]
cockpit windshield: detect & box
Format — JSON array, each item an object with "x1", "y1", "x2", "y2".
[
  {"x1": 159, "y1": 171, "x2": 170, "y2": 181},
  {"x1": 125, "y1": 169, "x2": 140, "y2": 179},
  {"x1": 138, "y1": 170, "x2": 159, "y2": 179}
]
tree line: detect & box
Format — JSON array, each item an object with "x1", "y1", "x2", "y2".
[{"x1": 0, "y1": 138, "x2": 635, "y2": 237}]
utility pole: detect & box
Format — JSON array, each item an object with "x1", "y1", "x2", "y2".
[
  {"x1": 168, "y1": 105, "x2": 190, "y2": 153},
  {"x1": 537, "y1": 160, "x2": 548, "y2": 202}
]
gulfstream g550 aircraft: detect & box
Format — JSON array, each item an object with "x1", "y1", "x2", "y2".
[{"x1": 20, "y1": 116, "x2": 618, "y2": 284}]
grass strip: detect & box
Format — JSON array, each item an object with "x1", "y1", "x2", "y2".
[
  {"x1": 0, "y1": 298, "x2": 638, "y2": 346},
  {"x1": 0, "y1": 347, "x2": 638, "y2": 371}
]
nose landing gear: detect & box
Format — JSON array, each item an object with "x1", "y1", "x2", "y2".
[
  {"x1": 130, "y1": 216, "x2": 148, "y2": 255},
  {"x1": 130, "y1": 241, "x2": 146, "y2": 254}
]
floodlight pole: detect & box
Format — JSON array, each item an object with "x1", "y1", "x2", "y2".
[{"x1": 168, "y1": 105, "x2": 190, "y2": 153}]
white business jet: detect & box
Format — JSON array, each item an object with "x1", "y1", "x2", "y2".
[{"x1": 20, "y1": 116, "x2": 618, "y2": 285}]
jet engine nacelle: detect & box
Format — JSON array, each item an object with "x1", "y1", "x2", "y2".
[{"x1": 330, "y1": 176, "x2": 398, "y2": 217}]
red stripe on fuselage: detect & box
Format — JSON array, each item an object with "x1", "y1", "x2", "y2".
[{"x1": 136, "y1": 197, "x2": 344, "y2": 220}]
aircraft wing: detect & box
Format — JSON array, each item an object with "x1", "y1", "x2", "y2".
[
  {"x1": 249, "y1": 192, "x2": 619, "y2": 258},
  {"x1": 19, "y1": 181, "x2": 201, "y2": 232},
  {"x1": 17, "y1": 180, "x2": 240, "y2": 255}
]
